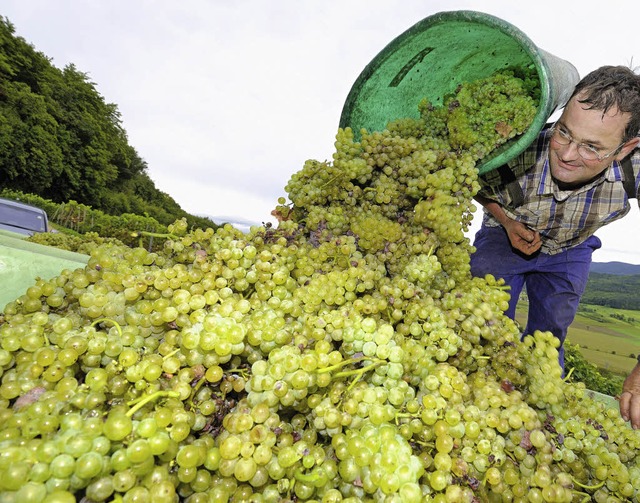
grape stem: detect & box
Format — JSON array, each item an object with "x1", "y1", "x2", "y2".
[
  {"x1": 395, "y1": 411, "x2": 420, "y2": 423},
  {"x1": 316, "y1": 355, "x2": 380, "y2": 374},
  {"x1": 562, "y1": 367, "x2": 575, "y2": 382},
  {"x1": 132, "y1": 229, "x2": 179, "y2": 248},
  {"x1": 188, "y1": 377, "x2": 206, "y2": 405},
  {"x1": 345, "y1": 373, "x2": 363, "y2": 393},
  {"x1": 226, "y1": 367, "x2": 250, "y2": 379},
  {"x1": 320, "y1": 175, "x2": 342, "y2": 189},
  {"x1": 294, "y1": 468, "x2": 321, "y2": 483},
  {"x1": 91, "y1": 317, "x2": 123, "y2": 338},
  {"x1": 334, "y1": 361, "x2": 383, "y2": 379},
  {"x1": 313, "y1": 356, "x2": 385, "y2": 394},
  {"x1": 570, "y1": 477, "x2": 605, "y2": 490},
  {"x1": 133, "y1": 230, "x2": 179, "y2": 240},
  {"x1": 412, "y1": 439, "x2": 434, "y2": 448},
  {"x1": 162, "y1": 348, "x2": 180, "y2": 360},
  {"x1": 126, "y1": 390, "x2": 181, "y2": 417}
]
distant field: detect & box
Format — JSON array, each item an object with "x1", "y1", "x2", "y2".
[{"x1": 515, "y1": 301, "x2": 640, "y2": 376}]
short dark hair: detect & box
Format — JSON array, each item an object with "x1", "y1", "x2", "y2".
[{"x1": 570, "y1": 65, "x2": 640, "y2": 142}]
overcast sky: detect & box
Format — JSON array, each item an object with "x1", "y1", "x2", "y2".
[{"x1": 2, "y1": 0, "x2": 640, "y2": 263}]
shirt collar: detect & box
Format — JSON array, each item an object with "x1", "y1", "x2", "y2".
[{"x1": 537, "y1": 157, "x2": 622, "y2": 202}]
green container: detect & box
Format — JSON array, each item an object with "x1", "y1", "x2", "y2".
[
  {"x1": 586, "y1": 389, "x2": 618, "y2": 411},
  {"x1": 0, "y1": 232, "x2": 89, "y2": 312},
  {"x1": 339, "y1": 10, "x2": 580, "y2": 174}
]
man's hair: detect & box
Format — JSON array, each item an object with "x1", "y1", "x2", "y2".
[{"x1": 570, "y1": 65, "x2": 640, "y2": 142}]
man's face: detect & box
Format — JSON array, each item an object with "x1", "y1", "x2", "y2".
[{"x1": 549, "y1": 94, "x2": 634, "y2": 189}]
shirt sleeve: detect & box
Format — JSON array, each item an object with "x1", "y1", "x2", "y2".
[{"x1": 476, "y1": 129, "x2": 550, "y2": 206}]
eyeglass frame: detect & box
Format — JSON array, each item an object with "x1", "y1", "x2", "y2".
[{"x1": 548, "y1": 121, "x2": 625, "y2": 162}]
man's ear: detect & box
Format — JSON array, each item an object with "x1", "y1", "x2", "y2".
[{"x1": 617, "y1": 137, "x2": 640, "y2": 160}]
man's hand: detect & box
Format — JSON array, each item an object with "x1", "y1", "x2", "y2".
[
  {"x1": 503, "y1": 220, "x2": 542, "y2": 255},
  {"x1": 473, "y1": 196, "x2": 542, "y2": 255},
  {"x1": 620, "y1": 363, "x2": 640, "y2": 429}
]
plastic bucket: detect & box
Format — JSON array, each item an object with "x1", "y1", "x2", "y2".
[{"x1": 339, "y1": 10, "x2": 580, "y2": 174}]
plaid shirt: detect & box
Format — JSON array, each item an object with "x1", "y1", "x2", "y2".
[{"x1": 478, "y1": 128, "x2": 640, "y2": 255}]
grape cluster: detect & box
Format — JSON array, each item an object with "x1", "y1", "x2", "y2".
[
  {"x1": 441, "y1": 69, "x2": 540, "y2": 155},
  {"x1": 1, "y1": 69, "x2": 640, "y2": 503}
]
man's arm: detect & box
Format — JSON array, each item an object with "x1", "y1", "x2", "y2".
[{"x1": 474, "y1": 194, "x2": 542, "y2": 255}]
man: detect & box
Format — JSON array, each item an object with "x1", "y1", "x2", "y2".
[{"x1": 470, "y1": 65, "x2": 640, "y2": 428}]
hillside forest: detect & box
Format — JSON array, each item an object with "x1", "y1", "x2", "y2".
[
  {"x1": 581, "y1": 273, "x2": 640, "y2": 311},
  {"x1": 0, "y1": 16, "x2": 214, "y2": 230}
]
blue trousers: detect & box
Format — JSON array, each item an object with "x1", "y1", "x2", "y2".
[{"x1": 470, "y1": 224, "x2": 601, "y2": 368}]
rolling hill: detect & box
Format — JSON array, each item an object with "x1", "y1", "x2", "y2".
[{"x1": 590, "y1": 261, "x2": 640, "y2": 275}]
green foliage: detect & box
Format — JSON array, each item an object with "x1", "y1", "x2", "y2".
[
  {"x1": 565, "y1": 341, "x2": 625, "y2": 397},
  {"x1": 0, "y1": 16, "x2": 218, "y2": 230}
]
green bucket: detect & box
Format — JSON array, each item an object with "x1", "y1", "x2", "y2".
[
  {"x1": 339, "y1": 10, "x2": 580, "y2": 174},
  {"x1": 0, "y1": 232, "x2": 89, "y2": 313}
]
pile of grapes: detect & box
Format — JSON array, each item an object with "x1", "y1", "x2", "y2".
[{"x1": 1, "y1": 70, "x2": 640, "y2": 503}]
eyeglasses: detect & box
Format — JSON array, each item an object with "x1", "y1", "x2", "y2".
[{"x1": 549, "y1": 123, "x2": 624, "y2": 162}]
